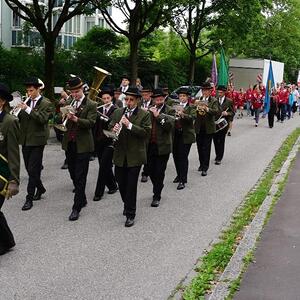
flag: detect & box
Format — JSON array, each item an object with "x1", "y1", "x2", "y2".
[
  {"x1": 218, "y1": 47, "x2": 228, "y2": 87},
  {"x1": 263, "y1": 60, "x2": 275, "y2": 114},
  {"x1": 211, "y1": 53, "x2": 218, "y2": 86}
]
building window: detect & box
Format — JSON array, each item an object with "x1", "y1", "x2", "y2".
[
  {"x1": 54, "y1": 0, "x2": 63, "y2": 7},
  {"x1": 11, "y1": 30, "x2": 22, "y2": 46},
  {"x1": 12, "y1": 10, "x2": 21, "y2": 28},
  {"x1": 56, "y1": 35, "x2": 62, "y2": 47},
  {"x1": 52, "y1": 13, "x2": 59, "y2": 28},
  {"x1": 86, "y1": 21, "x2": 95, "y2": 32},
  {"x1": 76, "y1": 15, "x2": 81, "y2": 34},
  {"x1": 99, "y1": 19, "x2": 104, "y2": 28}
]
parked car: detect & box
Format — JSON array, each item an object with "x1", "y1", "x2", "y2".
[{"x1": 169, "y1": 85, "x2": 202, "y2": 103}]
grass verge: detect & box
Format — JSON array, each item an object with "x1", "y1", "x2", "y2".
[{"x1": 181, "y1": 128, "x2": 300, "y2": 300}]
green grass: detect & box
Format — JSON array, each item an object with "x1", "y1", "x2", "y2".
[{"x1": 181, "y1": 128, "x2": 300, "y2": 300}]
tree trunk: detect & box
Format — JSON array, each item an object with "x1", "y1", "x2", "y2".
[
  {"x1": 44, "y1": 37, "x2": 55, "y2": 101},
  {"x1": 188, "y1": 49, "x2": 196, "y2": 85},
  {"x1": 129, "y1": 38, "x2": 139, "y2": 85}
]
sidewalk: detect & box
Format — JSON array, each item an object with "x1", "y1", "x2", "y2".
[{"x1": 234, "y1": 151, "x2": 300, "y2": 300}]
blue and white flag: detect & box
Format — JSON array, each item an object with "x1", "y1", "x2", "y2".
[{"x1": 264, "y1": 61, "x2": 275, "y2": 114}]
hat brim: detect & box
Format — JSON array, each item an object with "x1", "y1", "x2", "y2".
[
  {"x1": 151, "y1": 94, "x2": 165, "y2": 98},
  {"x1": 124, "y1": 91, "x2": 141, "y2": 97},
  {"x1": 67, "y1": 82, "x2": 84, "y2": 90}
]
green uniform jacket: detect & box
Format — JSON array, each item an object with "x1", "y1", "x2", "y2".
[
  {"x1": 18, "y1": 96, "x2": 52, "y2": 146},
  {"x1": 62, "y1": 97, "x2": 97, "y2": 153},
  {"x1": 194, "y1": 96, "x2": 220, "y2": 134},
  {"x1": 0, "y1": 111, "x2": 20, "y2": 183},
  {"x1": 150, "y1": 104, "x2": 175, "y2": 155},
  {"x1": 216, "y1": 97, "x2": 235, "y2": 123},
  {"x1": 109, "y1": 107, "x2": 151, "y2": 167},
  {"x1": 174, "y1": 104, "x2": 196, "y2": 144}
]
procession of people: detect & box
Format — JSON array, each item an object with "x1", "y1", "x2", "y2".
[{"x1": 0, "y1": 72, "x2": 299, "y2": 254}]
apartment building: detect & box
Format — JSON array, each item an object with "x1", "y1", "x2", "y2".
[{"x1": 0, "y1": 0, "x2": 111, "y2": 49}]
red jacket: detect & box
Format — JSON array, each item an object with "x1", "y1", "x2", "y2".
[
  {"x1": 237, "y1": 92, "x2": 245, "y2": 107},
  {"x1": 251, "y1": 91, "x2": 263, "y2": 109},
  {"x1": 277, "y1": 88, "x2": 289, "y2": 104},
  {"x1": 245, "y1": 88, "x2": 253, "y2": 101}
]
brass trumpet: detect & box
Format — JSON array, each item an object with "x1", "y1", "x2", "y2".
[{"x1": 54, "y1": 99, "x2": 76, "y2": 132}]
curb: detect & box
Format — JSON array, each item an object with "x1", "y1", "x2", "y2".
[{"x1": 208, "y1": 136, "x2": 300, "y2": 300}]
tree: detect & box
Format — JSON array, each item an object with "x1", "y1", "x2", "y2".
[
  {"x1": 214, "y1": 0, "x2": 300, "y2": 81},
  {"x1": 71, "y1": 27, "x2": 125, "y2": 84},
  {"x1": 93, "y1": 0, "x2": 178, "y2": 83},
  {"x1": 4, "y1": 0, "x2": 95, "y2": 98},
  {"x1": 172, "y1": 0, "x2": 270, "y2": 84}
]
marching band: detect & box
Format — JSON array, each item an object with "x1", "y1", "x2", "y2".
[{"x1": 0, "y1": 67, "x2": 298, "y2": 245}]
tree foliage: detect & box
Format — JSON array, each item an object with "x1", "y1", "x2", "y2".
[
  {"x1": 4, "y1": 0, "x2": 96, "y2": 98},
  {"x1": 93, "y1": 0, "x2": 179, "y2": 82}
]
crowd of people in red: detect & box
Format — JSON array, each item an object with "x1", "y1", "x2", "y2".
[{"x1": 211, "y1": 81, "x2": 299, "y2": 131}]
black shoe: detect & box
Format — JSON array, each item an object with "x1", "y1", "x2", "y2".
[
  {"x1": 151, "y1": 199, "x2": 160, "y2": 207},
  {"x1": 173, "y1": 176, "x2": 179, "y2": 183},
  {"x1": 69, "y1": 210, "x2": 79, "y2": 221},
  {"x1": 201, "y1": 171, "x2": 207, "y2": 176},
  {"x1": 198, "y1": 166, "x2": 202, "y2": 172},
  {"x1": 33, "y1": 187, "x2": 46, "y2": 201},
  {"x1": 215, "y1": 160, "x2": 221, "y2": 165},
  {"x1": 141, "y1": 175, "x2": 148, "y2": 183},
  {"x1": 125, "y1": 217, "x2": 135, "y2": 227},
  {"x1": 93, "y1": 195, "x2": 102, "y2": 201},
  {"x1": 227, "y1": 132, "x2": 231, "y2": 136},
  {"x1": 61, "y1": 163, "x2": 68, "y2": 169},
  {"x1": 177, "y1": 182, "x2": 185, "y2": 190},
  {"x1": 108, "y1": 187, "x2": 118, "y2": 194},
  {"x1": 22, "y1": 200, "x2": 33, "y2": 211},
  {"x1": 0, "y1": 242, "x2": 15, "y2": 256}
]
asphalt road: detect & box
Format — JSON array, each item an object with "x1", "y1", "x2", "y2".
[{"x1": 1, "y1": 115, "x2": 299, "y2": 300}]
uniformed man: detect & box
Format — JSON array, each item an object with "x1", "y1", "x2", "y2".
[
  {"x1": 93, "y1": 88, "x2": 118, "y2": 201},
  {"x1": 194, "y1": 82, "x2": 220, "y2": 176},
  {"x1": 147, "y1": 88, "x2": 175, "y2": 207},
  {"x1": 0, "y1": 83, "x2": 20, "y2": 255},
  {"x1": 62, "y1": 76, "x2": 97, "y2": 221},
  {"x1": 213, "y1": 85, "x2": 235, "y2": 165},
  {"x1": 172, "y1": 87, "x2": 196, "y2": 190},
  {"x1": 109, "y1": 87, "x2": 151, "y2": 227},
  {"x1": 18, "y1": 77, "x2": 52, "y2": 211}
]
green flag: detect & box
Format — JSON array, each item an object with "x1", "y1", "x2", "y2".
[{"x1": 217, "y1": 47, "x2": 228, "y2": 86}]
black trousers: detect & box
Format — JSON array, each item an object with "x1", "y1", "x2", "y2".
[
  {"x1": 141, "y1": 145, "x2": 150, "y2": 177},
  {"x1": 173, "y1": 131, "x2": 192, "y2": 183},
  {"x1": 277, "y1": 103, "x2": 286, "y2": 121},
  {"x1": 196, "y1": 132, "x2": 213, "y2": 172},
  {"x1": 66, "y1": 142, "x2": 90, "y2": 212},
  {"x1": 268, "y1": 108, "x2": 276, "y2": 128},
  {"x1": 94, "y1": 143, "x2": 117, "y2": 197},
  {"x1": 148, "y1": 143, "x2": 170, "y2": 200},
  {"x1": 0, "y1": 195, "x2": 15, "y2": 255},
  {"x1": 213, "y1": 127, "x2": 228, "y2": 162},
  {"x1": 22, "y1": 145, "x2": 45, "y2": 200},
  {"x1": 115, "y1": 165, "x2": 141, "y2": 218}
]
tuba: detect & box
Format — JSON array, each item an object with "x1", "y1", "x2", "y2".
[{"x1": 88, "y1": 66, "x2": 111, "y2": 102}]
